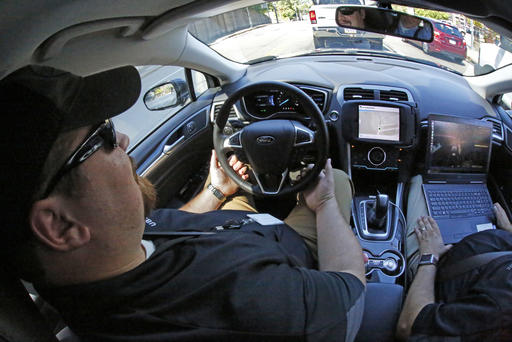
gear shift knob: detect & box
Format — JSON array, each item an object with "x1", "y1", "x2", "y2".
[{"x1": 376, "y1": 194, "x2": 389, "y2": 220}]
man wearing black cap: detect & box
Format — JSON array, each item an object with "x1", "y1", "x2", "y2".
[{"x1": 0, "y1": 65, "x2": 366, "y2": 341}]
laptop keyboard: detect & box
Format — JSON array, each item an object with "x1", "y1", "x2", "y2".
[{"x1": 427, "y1": 190, "x2": 494, "y2": 218}]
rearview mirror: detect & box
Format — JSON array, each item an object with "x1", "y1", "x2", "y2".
[
  {"x1": 144, "y1": 79, "x2": 189, "y2": 111},
  {"x1": 335, "y1": 6, "x2": 433, "y2": 42}
]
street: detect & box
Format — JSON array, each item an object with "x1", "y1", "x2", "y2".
[
  {"x1": 383, "y1": 36, "x2": 474, "y2": 75},
  {"x1": 211, "y1": 21, "x2": 314, "y2": 63},
  {"x1": 211, "y1": 21, "x2": 475, "y2": 75}
]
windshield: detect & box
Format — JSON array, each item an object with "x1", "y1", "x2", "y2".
[
  {"x1": 189, "y1": 2, "x2": 511, "y2": 76},
  {"x1": 434, "y1": 23, "x2": 463, "y2": 38}
]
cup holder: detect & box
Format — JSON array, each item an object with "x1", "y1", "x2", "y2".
[{"x1": 364, "y1": 249, "x2": 405, "y2": 278}]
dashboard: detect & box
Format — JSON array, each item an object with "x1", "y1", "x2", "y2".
[{"x1": 211, "y1": 55, "x2": 512, "y2": 174}]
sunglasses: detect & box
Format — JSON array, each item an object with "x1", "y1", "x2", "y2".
[
  {"x1": 40, "y1": 119, "x2": 117, "y2": 199},
  {"x1": 339, "y1": 9, "x2": 357, "y2": 15}
]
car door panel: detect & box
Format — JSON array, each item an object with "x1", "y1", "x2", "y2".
[
  {"x1": 494, "y1": 107, "x2": 512, "y2": 216},
  {"x1": 131, "y1": 89, "x2": 217, "y2": 208}
]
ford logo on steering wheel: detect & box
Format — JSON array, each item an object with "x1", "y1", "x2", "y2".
[{"x1": 256, "y1": 135, "x2": 275, "y2": 145}]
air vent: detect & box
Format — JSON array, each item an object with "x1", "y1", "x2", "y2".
[
  {"x1": 300, "y1": 87, "x2": 327, "y2": 112},
  {"x1": 506, "y1": 127, "x2": 512, "y2": 151},
  {"x1": 211, "y1": 102, "x2": 238, "y2": 122},
  {"x1": 380, "y1": 90, "x2": 408, "y2": 101},
  {"x1": 482, "y1": 117, "x2": 503, "y2": 141},
  {"x1": 344, "y1": 87, "x2": 374, "y2": 100}
]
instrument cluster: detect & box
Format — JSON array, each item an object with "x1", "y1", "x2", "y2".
[{"x1": 242, "y1": 86, "x2": 327, "y2": 119}]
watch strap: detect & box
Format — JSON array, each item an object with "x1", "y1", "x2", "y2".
[{"x1": 207, "y1": 184, "x2": 226, "y2": 202}]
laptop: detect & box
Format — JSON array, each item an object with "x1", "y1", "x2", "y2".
[{"x1": 422, "y1": 115, "x2": 495, "y2": 244}]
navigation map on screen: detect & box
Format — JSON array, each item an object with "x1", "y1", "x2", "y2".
[{"x1": 358, "y1": 105, "x2": 400, "y2": 141}]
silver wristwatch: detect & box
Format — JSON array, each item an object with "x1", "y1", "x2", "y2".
[
  {"x1": 207, "y1": 184, "x2": 226, "y2": 202},
  {"x1": 418, "y1": 253, "x2": 439, "y2": 267}
]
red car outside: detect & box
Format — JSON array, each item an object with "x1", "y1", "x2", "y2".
[{"x1": 411, "y1": 21, "x2": 467, "y2": 62}]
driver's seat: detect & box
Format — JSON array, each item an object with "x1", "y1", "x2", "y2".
[{"x1": 0, "y1": 265, "x2": 58, "y2": 342}]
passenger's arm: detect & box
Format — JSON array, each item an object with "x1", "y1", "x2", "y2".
[
  {"x1": 494, "y1": 202, "x2": 512, "y2": 232},
  {"x1": 180, "y1": 151, "x2": 248, "y2": 213},
  {"x1": 303, "y1": 159, "x2": 366, "y2": 285},
  {"x1": 396, "y1": 217, "x2": 452, "y2": 341}
]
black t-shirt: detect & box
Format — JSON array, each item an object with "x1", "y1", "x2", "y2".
[
  {"x1": 410, "y1": 229, "x2": 512, "y2": 342},
  {"x1": 36, "y1": 209, "x2": 364, "y2": 341}
]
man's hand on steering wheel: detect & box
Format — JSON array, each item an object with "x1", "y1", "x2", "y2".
[
  {"x1": 210, "y1": 150, "x2": 249, "y2": 197},
  {"x1": 303, "y1": 159, "x2": 336, "y2": 213}
]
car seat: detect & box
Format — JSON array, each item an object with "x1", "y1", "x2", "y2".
[
  {"x1": 0, "y1": 264, "x2": 60, "y2": 342},
  {"x1": 1, "y1": 261, "x2": 402, "y2": 342},
  {"x1": 355, "y1": 282, "x2": 403, "y2": 342}
]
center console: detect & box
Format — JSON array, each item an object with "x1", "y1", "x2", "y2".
[{"x1": 341, "y1": 100, "x2": 419, "y2": 285}]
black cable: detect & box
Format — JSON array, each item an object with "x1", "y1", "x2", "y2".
[{"x1": 390, "y1": 200, "x2": 408, "y2": 289}]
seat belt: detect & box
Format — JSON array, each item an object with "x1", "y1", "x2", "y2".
[
  {"x1": 437, "y1": 251, "x2": 512, "y2": 281},
  {"x1": 143, "y1": 216, "x2": 255, "y2": 238}
]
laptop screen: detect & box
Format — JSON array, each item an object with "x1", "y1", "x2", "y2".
[{"x1": 426, "y1": 115, "x2": 493, "y2": 174}]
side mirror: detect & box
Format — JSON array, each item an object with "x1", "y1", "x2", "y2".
[
  {"x1": 144, "y1": 79, "x2": 189, "y2": 111},
  {"x1": 335, "y1": 5, "x2": 433, "y2": 42}
]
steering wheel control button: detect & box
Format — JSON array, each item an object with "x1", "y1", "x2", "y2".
[
  {"x1": 296, "y1": 129, "x2": 312, "y2": 145},
  {"x1": 293, "y1": 124, "x2": 314, "y2": 146},
  {"x1": 368, "y1": 146, "x2": 386, "y2": 166},
  {"x1": 227, "y1": 132, "x2": 242, "y2": 148}
]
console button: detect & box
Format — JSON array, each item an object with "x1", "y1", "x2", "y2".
[{"x1": 368, "y1": 147, "x2": 386, "y2": 166}]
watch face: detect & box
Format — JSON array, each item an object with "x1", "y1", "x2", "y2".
[
  {"x1": 420, "y1": 254, "x2": 433, "y2": 262},
  {"x1": 419, "y1": 254, "x2": 438, "y2": 265}
]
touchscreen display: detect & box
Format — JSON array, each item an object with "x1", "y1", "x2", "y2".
[
  {"x1": 358, "y1": 105, "x2": 400, "y2": 141},
  {"x1": 428, "y1": 119, "x2": 492, "y2": 173}
]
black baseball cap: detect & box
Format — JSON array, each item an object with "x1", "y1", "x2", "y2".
[{"x1": 0, "y1": 65, "x2": 141, "y2": 253}]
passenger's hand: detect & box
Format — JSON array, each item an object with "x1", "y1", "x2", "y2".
[
  {"x1": 210, "y1": 150, "x2": 249, "y2": 197},
  {"x1": 494, "y1": 202, "x2": 512, "y2": 232},
  {"x1": 415, "y1": 216, "x2": 452, "y2": 259},
  {"x1": 303, "y1": 159, "x2": 336, "y2": 213}
]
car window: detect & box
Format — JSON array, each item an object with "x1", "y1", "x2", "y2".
[
  {"x1": 191, "y1": 70, "x2": 208, "y2": 98},
  {"x1": 316, "y1": 0, "x2": 362, "y2": 4},
  {"x1": 501, "y1": 92, "x2": 512, "y2": 111},
  {"x1": 501, "y1": 35, "x2": 512, "y2": 53},
  {"x1": 434, "y1": 23, "x2": 463, "y2": 38},
  {"x1": 191, "y1": 3, "x2": 507, "y2": 76},
  {"x1": 112, "y1": 66, "x2": 207, "y2": 150}
]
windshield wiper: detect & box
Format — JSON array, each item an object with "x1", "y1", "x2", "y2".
[{"x1": 294, "y1": 50, "x2": 462, "y2": 75}]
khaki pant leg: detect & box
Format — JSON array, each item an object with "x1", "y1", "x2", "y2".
[
  {"x1": 405, "y1": 174, "x2": 429, "y2": 279},
  {"x1": 203, "y1": 174, "x2": 257, "y2": 212},
  {"x1": 284, "y1": 169, "x2": 354, "y2": 259}
]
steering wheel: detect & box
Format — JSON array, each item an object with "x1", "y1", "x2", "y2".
[{"x1": 213, "y1": 81, "x2": 329, "y2": 197}]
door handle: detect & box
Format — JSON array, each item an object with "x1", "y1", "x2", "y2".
[
  {"x1": 163, "y1": 135, "x2": 185, "y2": 154},
  {"x1": 141, "y1": 135, "x2": 185, "y2": 177}
]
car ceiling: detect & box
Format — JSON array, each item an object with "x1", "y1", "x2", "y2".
[
  {"x1": 0, "y1": 0, "x2": 260, "y2": 79},
  {"x1": 1, "y1": 0, "x2": 511, "y2": 81}
]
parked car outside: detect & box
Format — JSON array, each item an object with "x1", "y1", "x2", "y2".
[{"x1": 408, "y1": 20, "x2": 467, "y2": 62}]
